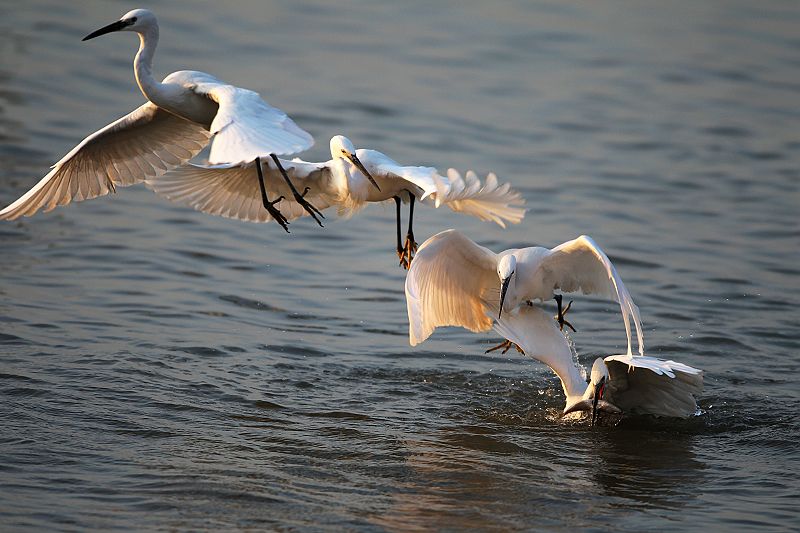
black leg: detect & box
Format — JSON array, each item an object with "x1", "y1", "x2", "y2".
[
  {"x1": 269, "y1": 153, "x2": 325, "y2": 227},
  {"x1": 255, "y1": 157, "x2": 289, "y2": 233},
  {"x1": 394, "y1": 196, "x2": 403, "y2": 260},
  {"x1": 399, "y1": 193, "x2": 419, "y2": 270},
  {"x1": 554, "y1": 294, "x2": 577, "y2": 332}
]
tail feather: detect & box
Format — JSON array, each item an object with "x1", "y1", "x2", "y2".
[{"x1": 431, "y1": 169, "x2": 526, "y2": 227}]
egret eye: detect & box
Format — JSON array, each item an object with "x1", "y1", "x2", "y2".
[{"x1": 131, "y1": 17, "x2": 138, "y2": 22}]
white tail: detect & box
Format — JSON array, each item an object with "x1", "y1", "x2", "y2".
[{"x1": 430, "y1": 169, "x2": 526, "y2": 227}]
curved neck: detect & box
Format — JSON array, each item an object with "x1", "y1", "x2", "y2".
[
  {"x1": 133, "y1": 26, "x2": 165, "y2": 104},
  {"x1": 555, "y1": 360, "x2": 590, "y2": 402}
]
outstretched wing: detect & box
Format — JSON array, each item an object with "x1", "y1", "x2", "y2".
[
  {"x1": 355, "y1": 149, "x2": 439, "y2": 199},
  {"x1": 537, "y1": 235, "x2": 644, "y2": 356},
  {"x1": 147, "y1": 158, "x2": 334, "y2": 223},
  {"x1": 405, "y1": 229, "x2": 498, "y2": 345},
  {"x1": 0, "y1": 103, "x2": 210, "y2": 221},
  {"x1": 604, "y1": 354, "x2": 703, "y2": 417},
  {"x1": 186, "y1": 73, "x2": 313, "y2": 164},
  {"x1": 431, "y1": 169, "x2": 526, "y2": 227}
]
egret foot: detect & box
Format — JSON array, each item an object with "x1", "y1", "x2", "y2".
[
  {"x1": 485, "y1": 339, "x2": 525, "y2": 355},
  {"x1": 269, "y1": 154, "x2": 325, "y2": 227},
  {"x1": 255, "y1": 156, "x2": 290, "y2": 233},
  {"x1": 554, "y1": 294, "x2": 576, "y2": 332},
  {"x1": 399, "y1": 232, "x2": 418, "y2": 270}
]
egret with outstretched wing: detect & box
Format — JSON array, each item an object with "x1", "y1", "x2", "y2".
[
  {"x1": 149, "y1": 136, "x2": 526, "y2": 267},
  {"x1": 405, "y1": 229, "x2": 643, "y2": 354},
  {"x1": 0, "y1": 8, "x2": 317, "y2": 229}
]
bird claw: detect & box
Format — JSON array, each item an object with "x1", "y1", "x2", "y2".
[
  {"x1": 398, "y1": 234, "x2": 418, "y2": 270},
  {"x1": 263, "y1": 196, "x2": 290, "y2": 233},
  {"x1": 554, "y1": 294, "x2": 577, "y2": 332},
  {"x1": 291, "y1": 188, "x2": 325, "y2": 227},
  {"x1": 485, "y1": 339, "x2": 525, "y2": 355}
]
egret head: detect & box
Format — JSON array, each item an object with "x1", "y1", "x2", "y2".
[
  {"x1": 83, "y1": 9, "x2": 157, "y2": 41},
  {"x1": 562, "y1": 357, "x2": 620, "y2": 425},
  {"x1": 497, "y1": 254, "x2": 516, "y2": 318},
  {"x1": 329, "y1": 136, "x2": 381, "y2": 192}
]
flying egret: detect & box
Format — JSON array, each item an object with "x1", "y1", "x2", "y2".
[
  {"x1": 0, "y1": 8, "x2": 320, "y2": 228},
  {"x1": 147, "y1": 136, "x2": 526, "y2": 268},
  {"x1": 492, "y1": 305, "x2": 703, "y2": 423},
  {"x1": 404, "y1": 229, "x2": 643, "y2": 353}
]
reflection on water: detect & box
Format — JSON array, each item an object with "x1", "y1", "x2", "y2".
[
  {"x1": 592, "y1": 428, "x2": 705, "y2": 509},
  {"x1": 1, "y1": 0, "x2": 799, "y2": 530}
]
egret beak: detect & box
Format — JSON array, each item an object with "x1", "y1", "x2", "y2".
[
  {"x1": 590, "y1": 376, "x2": 607, "y2": 427},
  {"x1": 498, "y1": 276, "x2": 511, "y2": 318},
  {"x1": 83, "y1": 19, "x2": 131, "y2": 41},
  {"x1": 347, "y1": 154, "x2": 381, "y2": 192}
]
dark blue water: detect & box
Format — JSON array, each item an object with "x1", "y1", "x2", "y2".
[{"x1": 1, "y1": 1, "x2": 798, "y2": 530}]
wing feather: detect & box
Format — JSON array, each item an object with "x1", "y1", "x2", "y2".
[
  {"x1": 191, "y1": 80, "x2": 313, "y2": 164},
  {"x1": 0, "y1": 103, "x2": 211, "y2": 220},
  {"x1": 148, "y1": 159, "x2": 333, "y2": 224},
  {"x1": 431, "y1": 169, "x2": 526, "y2": 227},
  {"x1": 604, "y1": 355, "x2": 703, "y2": 417},
  {"x1": 405, "y1": 229, "x2": 498, "y2": 345},
  {"x1": 537, "y1": 235, "x2": 645, "y2": 356}
]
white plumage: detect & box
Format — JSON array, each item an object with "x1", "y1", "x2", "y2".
[
  {"x1": 148, "y1": 136, "x2": 526, "y2": 241},
  {"x1": 0, "y1": 8, "x2": 312, "y2": 221},
  {"x1": 149, "y1": 136, "x2": 524, "y2": 224},
  {"x1": 405, "y1": 229, "x2": 643, "y2": 355},
  {"x1": 492, "y1": 305, "x2": 703, "y2": 419}
]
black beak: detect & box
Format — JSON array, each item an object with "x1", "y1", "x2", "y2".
[
  {"x1": 348, "y1": 154, "x2": 381, "y2": 192},
  {"x1": 83, "y1": 19, "x2": 130, "y2": 41},
  {"x1": 591, "y1": 376, "x2": 607, "y2": 427},
  {"x1": 498, "y1": 276, "x2": 511, "y2": 319}
]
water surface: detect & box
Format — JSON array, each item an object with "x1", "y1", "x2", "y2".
[{"x1": 1, "y1": 1, "x2": 798, "y2": 531}]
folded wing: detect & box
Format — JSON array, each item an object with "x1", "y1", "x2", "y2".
[{"x1": 604, "y1": 354, "x2": 703, "y2": 417}]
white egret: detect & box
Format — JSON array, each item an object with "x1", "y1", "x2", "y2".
[
  {"x1": 0, "y1": 8, "x2": 320, "y2": 228},
  {"x1": 147, "y1": 136, "x2": 526, "y2": 268},
  {"x1": 405, "y1": 229, "x2": 643, "y2": 353},
  {"x1": 492, "y1": 305, "x2": 703, "y2": 423}
]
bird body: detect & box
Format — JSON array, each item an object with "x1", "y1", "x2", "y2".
[
  {"x1": 492, "y1": 305, "x2": 703, "y2": 419},
  {"x1": 405, "y1": 229, "x2": 643, "y2": 354},
  {"x1": 0, "y1": 8, "x2": 312, "y2": 221},
  {"x1": 147, "y1": 136, "x2": 526, "y2": 226}
]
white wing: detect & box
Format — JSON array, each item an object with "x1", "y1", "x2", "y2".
[
  {"x1": 147, "y1": 158, "x2": 334, "y2": 223},
  {"x1": 604, "y1": 354, "x2": 703, "y2": 417},
  {"x1": 537, "y1": 235, "x2": 644, "y2": 357},
  {"x1": 0, "y1": 103, "x2": 211, "y2": 221},
  {"x1": 431, "y1": 169, "x2": 526, "y2": 227},
  {"x1": 405, "y1": 229, "x2": 498, "y2": 345},
  {"x1": 185, "y1": 72, "x2": 313, "y2": 164},
  {"x1": 356, "y1": 149, "x2": 440, "y2": 199},
  {"x1": 492, "y1": 305, "x2": 589, "y2": 401}
]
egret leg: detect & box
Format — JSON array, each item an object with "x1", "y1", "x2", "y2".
[
  {"x1": 394, "y1": 196, "x2": 404, "y2": 262},
  {"x1": 269, "y1": 153, "x2": 325, "y2": 227},
  {"x1": 255, "y1": 156, "x2": 289, "y2": 233},
  {"x1": 554, "y1": 294, "x2": 576, "y2": 332},
  {"x1": 399, "y1": 193, "x2": 418, "y2": 269},
  {"x1": 485, "y1": 339, "x2": 525, "y2": 355}
]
